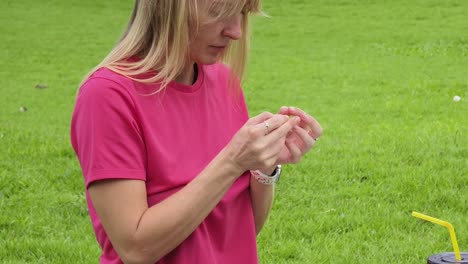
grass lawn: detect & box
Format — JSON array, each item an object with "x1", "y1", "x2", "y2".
[{"x1": 1, "y1": 0, "x2": 467, "y2": 263}]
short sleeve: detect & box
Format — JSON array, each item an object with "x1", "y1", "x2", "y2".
[{"x1": 71, "y1": 77, "x2": 146, "y2": 188}]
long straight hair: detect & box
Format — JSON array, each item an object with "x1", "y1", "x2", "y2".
[{"x1": 83, "y1": 0, "x2": 263, "y2": 93}]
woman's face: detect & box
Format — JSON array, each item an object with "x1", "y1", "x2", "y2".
[{"x1": 188, "y1": 5, "x2": 243, "y2": 65}]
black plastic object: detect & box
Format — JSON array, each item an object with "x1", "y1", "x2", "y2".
[{"x1": 428, "y1": 252, "x2": 468, "y2": 264}]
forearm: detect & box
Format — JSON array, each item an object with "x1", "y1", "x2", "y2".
[
  {"x1": 119, "y1": 149, "x2": 244, "y2": 263},
  {"x1": 250, "y1": 171, "x2": 275, "y2": 235}
]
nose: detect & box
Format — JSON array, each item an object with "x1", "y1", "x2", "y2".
[{"x1": 223, "y1": 15, "x2": 242, "y2": 40}]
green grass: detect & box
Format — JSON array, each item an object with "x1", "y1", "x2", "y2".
[{"x1": 1, "y1": 0, "x2": 467, "y2": 263}]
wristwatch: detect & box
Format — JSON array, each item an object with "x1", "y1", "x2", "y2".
[{"x1": 251, "y1": 165, "x2": 282, "y2": 185}]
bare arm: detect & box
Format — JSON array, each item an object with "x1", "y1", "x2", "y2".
[
  {"x1": 88, "y1": 113, "x2": 299, "y2": 264},
  {"x1": 249, "y1": 173, "x2": 275, "y2": 235},
  {"x1": 89, "y1": 149, "x2": 242, "y2": 264}
]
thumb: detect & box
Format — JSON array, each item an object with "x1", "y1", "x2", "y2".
[{"x1": 245, "y1": 112, "x2": 274, "y2": 126}]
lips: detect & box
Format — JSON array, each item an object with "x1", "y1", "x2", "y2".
[
  {"x1": 209, "y1": 45, "x2": 227, "y2": 50},
  {"x1": 211, "y1": 44, "x2": 227, "y2": 48}
]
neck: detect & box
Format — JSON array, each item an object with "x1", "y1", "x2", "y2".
[{"x1": 175, "y1": 62, "x2": 197, "y2": 85}]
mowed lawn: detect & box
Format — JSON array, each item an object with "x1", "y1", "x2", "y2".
[{"x1": 0, "y1": 0, "x2": 467, "y2": 263}]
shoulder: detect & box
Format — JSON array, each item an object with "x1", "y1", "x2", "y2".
[
  {"x1": 76, "y1": 68, "x2": 138, "y2": 111},
  {"x1": 78, "y1": 68, "x2": 136, "y2": 101},
  {"x1": 80, "y1": 67, "x2": 134, "y2": 94}
]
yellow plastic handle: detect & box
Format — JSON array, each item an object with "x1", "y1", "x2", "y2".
[{"x1": 412, "y1": 211, "x2": 461, "y2": 261}]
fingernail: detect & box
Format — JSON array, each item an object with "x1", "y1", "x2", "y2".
[{"x1": 294, "y1": 116, "x2": 300, "y2": 123}]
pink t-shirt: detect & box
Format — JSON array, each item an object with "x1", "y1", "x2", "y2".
[{"x1": 71, "y1": 63, "x2": 258, "y2": 264}]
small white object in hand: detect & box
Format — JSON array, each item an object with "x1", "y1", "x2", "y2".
[{"x1": 453, "y1": 95, "x2": 461, "y2": 102}]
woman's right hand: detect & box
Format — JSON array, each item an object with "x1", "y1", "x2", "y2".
[{"x1": 224, "y1": 112, "x2": 300, "y2": 173}]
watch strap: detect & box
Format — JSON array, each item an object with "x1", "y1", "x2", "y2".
[{"x1": 251, "y1": 165, "x2": 282, "y2": 185}]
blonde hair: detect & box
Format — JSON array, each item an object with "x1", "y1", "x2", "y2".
[{"x1": 83, "y1": 0, "x2": 263, "y2": 93}]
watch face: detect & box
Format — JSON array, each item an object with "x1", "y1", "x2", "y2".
[
  {"x1": 274, "y1": 165, "x2": 282, "y2": 176},
  {"x1": 269, "y1": 167, "x2": 278, "y2": 177},
  {"x1": 275, "y1": 165, "x2": 282, "y2": 183}
]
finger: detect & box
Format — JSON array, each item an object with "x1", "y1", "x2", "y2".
[
  {"x1": 251, "y1": 114, "x2": 290, "y2": 136},
  {"x1": 292, "y1": 125, "x2": 316, "y2": 151},
  {"x1": 285, "y1": 138, "x2": 302, "y2": 164},
  {"x1": 306, "y1": 117, "x2": 323, "y2": 141},
  {"x1": 245, "y1": 112, "x2": 274, "y2": 126},
  {"x1": 265, "y1": 116, "x2": 300, "y2": 141},
  {"x1": 287, "y1": 107, "x2": 323, "y2": 140},
  {"x1": 278, "y1": 106, "x2": 289, "y2": 115},
  {"x1": 278, "y1": 106, "x2": 315, "y2": 131}
]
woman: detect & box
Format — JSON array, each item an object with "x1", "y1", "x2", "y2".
[{"x1": 71, "y1": 0, "x2": 322, "y2": 263}]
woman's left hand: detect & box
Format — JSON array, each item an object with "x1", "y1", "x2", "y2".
[{"x1": 276, "y1": 106, "x2": 323, "y2": 164}]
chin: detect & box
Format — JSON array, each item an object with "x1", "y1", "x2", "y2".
[{"x1": 195, "y1": 54, "x2": 223, "y2": 65}]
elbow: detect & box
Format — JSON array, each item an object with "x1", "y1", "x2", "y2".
[
  {"x1": 119, "y1": 241, "x2": 161, "y2": 264},
  {"x1": 114, "y1": 228, "x2": 172, "y2": 264},
  {"x1": 121, "y1": 250, "x2": 157, "y2": 264},
  {"x1": 120, "y1": 249, "x2": 151, "y2": 264}
]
